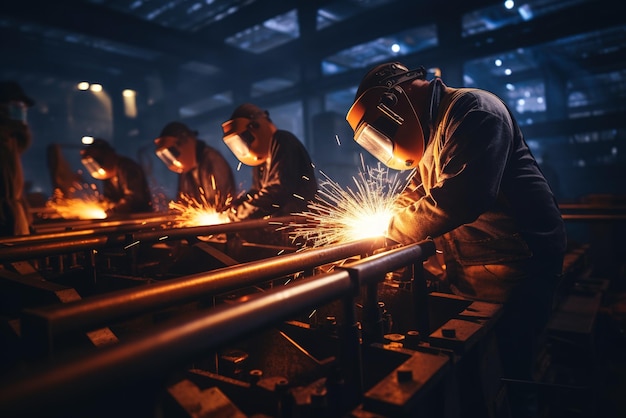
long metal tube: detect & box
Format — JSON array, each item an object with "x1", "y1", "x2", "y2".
[
  {"x1": 0, "y1": 215, "x2": 301, "y2": 262},
  {"x1": 0, "y1": 240, "x2": 435, "y2": 417},
  {"x1": 0, "y1": 213, "x2": 175, "y2": 245},
  {"x1": 29, "y1": 212, "x2": 174, "y2": 235},
  {"x1": 21, "y1": 237, "x2": 385, "y2": 342}
]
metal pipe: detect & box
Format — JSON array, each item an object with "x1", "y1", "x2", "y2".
[
  {"x1": 0, "y1": 215, "x2": 301, "y2": 262},
  {"x1": 21, "y1": 237, "x2": 385, "y2": 344},
  {"x1": 1, "y1": 271, "x2": 354, "y2": 417},
  {"x1": 0, "y1": 213, "x2": 175, "y2": 245},
  {"x1": 1, "y1": 240, "x2": 435, "y2": 417}
]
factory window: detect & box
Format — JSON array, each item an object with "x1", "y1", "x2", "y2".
[
  {"x1": 461, "y1": 0, "x2": 590, "y2": 37},
  {"x1": 316, "y1": 0, "x2": 400, "y2": 30},
  {"x1": 251, "y1": 77, "x2": 296, "y2": 98},
  {"x1": 95, "y1": 0, "x2": 258, "y2": 32},
  {"x1": 179, "y1": 91, "x2": 233, "y2": 118},
  {"x1": 567, "y1": 69, "x2": 626, "y2": 117},
  {"x1": 225, "y1": 9, "x2": 300, "y2": 54},
  {"x1": 321, "y1": 24, "x2": 437, "y2": 75}
]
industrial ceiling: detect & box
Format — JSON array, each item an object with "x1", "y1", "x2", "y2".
[{"x1": 1, "y1": 0, "x2": 625, "y2": 198}]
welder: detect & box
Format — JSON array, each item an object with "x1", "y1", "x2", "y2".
[
  {"x1": 221, "y1": 103, "x2": 317, "y2": 246},
  {"x1": 346, "y1": 62, "x2": 567, "y2": 418},
  {"x1": 0, "y1": 81, "x2": 35, "y2": 236},
  {"x1": 155, "y1": 121, "x2": 235, "y2": 211},
  {"x1": 221, "y1": 103, "x2": 317, "y2": 220},
  {"x1": 81, "y1": 138, "x2": 153, "y2": 215}
]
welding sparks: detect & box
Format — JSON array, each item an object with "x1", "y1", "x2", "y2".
[
  {"x1": 290, "y1": 161, "x2": 413, "y2": 248},
  {"x1": 168, "y1": 193, "x2": 230, "y2": 227},
  {"x1": 46, "y1": 191, "x2": 108, "y2": 220}
]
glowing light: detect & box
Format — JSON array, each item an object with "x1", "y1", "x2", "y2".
[
  {"x1": 504, "y1": 0, "x2": 514, "y2": 10},
  {"x1": 169, "y1": 193, "x2": 230, "y2": 227},
  {"x1": 290, "y1": 161, "x2": 412, "y2": 248},
  {"x1": 90, "y1": 84, "x2": 103, "y2": 92},
  {"x1": 47, "y1": 195, "x2": 108, "y2": 220},
  {"x1": 82, "y1": 136, "x2": 95, "y2": 145},
  {"x1": 391, "y1": 43, "x2": 400, "y2": 53},
  {"x1": 77, "y1": 82, "x2": 89, "y2": 91}
]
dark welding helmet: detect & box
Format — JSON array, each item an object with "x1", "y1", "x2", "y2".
[
  {"x1": 346, "y1": 62, "x2": 427, "y2": 170},
  {"x1": 0, "y1": 81, "x2": 35, "y2": 123},
  {"x1": 80, "y1": 138, "x2": 116, "y2": 180},
  {"x1": 154, "y1": 122, "x2": 197, "y2": 174},
  {"x1": 221, "y1": 103, "x2": 271, "y2": 166}
]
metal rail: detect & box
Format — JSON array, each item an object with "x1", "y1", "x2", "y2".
[
  {"x1": 21, "y1": 236, "x2": 387, "y2": 352},
  {"x1": 0, "y1": 215, "x2": 301, "y2": 262},
  {"x1": 0, "y1": 213, "x2": 175, "y2": 245},
  {"x1": 0, "y1": 239, "x2": 435, "y2": 417}
]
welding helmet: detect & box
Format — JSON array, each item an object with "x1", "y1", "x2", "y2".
[
  {"x1": 221, "y1": 103, "x2": 271, "y2": 166},
  {"x1": 80, "y1": 138, "x2": 116, "y2": 180},
  {"x1": 154, "y1": 122, "x2": 197, "y2": 174},
  {"x1": 346, "y1": 62, "x2": 427, "y2": 170},
  {"x1": 0, "y1": 81, "x2": 35, "y2": 124}
]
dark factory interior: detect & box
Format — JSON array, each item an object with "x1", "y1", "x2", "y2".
[{"x1": 1, "y1": 0, "x2": 625, "y2": 417}]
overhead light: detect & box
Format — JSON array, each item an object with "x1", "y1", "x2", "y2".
[
  {"x1": 78, "y1": 82, "x2": 90, "y2": 91},
  {"x1": 82, "y1": 136, "x2": 94, "y2": 145},
  {"x1": 90, "y1": 84, "x2": 103, "y2": 92},
  {"x1": 391, "y1": 43, "x2": 400, "y2": 53}
]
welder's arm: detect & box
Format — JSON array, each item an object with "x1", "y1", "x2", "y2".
[
  {"x1": 230, "y1": 140, "x2": 296, "y2": 220},
  {"x1": 387, "y1": 110, "x2": 513, "y2": 245},
  {"x1": 107, "y1": 165, "x2": 150, "y2": 215}
]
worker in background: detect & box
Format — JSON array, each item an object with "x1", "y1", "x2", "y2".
[
  {"x1": 155, "y1": 121, "x2": 235, "y2": 211},
  {"x1": 0, "y1": 81, "x2": 35, "y2": 236},
  {"x1": 81, "y1": 138, "x2": 152, "y2": 215},
  {"x1": 221, "y1": 103, "x2": 317, "y2": 221},
  {"x1": 346, "y1": 62, "x2": 567, "y2": 418}
]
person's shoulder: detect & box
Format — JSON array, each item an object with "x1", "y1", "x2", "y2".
[
  {"x1": 274, "y1": 130, "x2": 303, "y2": 145},
  {"x1": 452, "y1": 87, "x2": 509, "y2": 115}
]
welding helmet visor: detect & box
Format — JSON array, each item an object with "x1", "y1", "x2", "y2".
[
  {"x1": 80, "y1": 140, "x2": 115, "y2": 180},
  {"x1": 221, "y1": 117, "x2": 269, "y2": 166},
  {"x1": 154, "y1": 135, "x2": 196, "y2": 174},
  {"x1": 347, "y1": 85, "x2": 424, "y2": 171},
  {"x1": 81, "y1": 156, "x2": 112, "y2": 180}
]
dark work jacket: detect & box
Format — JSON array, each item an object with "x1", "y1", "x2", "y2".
[
  {"x1": 178, "y1": 140, "x2": 235, "y2": 211},
  {"x1": 233, "y1": 130, "x2": 317, "y2": 220},
  {"x1": 388, "y1": 82, "x2": 567, "y2": 300},
  {"x1": 104, "y1": 155, "x2": 152, "y2": 214}
]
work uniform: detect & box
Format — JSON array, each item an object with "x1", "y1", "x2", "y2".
[
  {"x1": 0, "y1": 128, "x2": 30, "y2": 236},
  {"x1": 389, "y1": 80, "x2": 567, "y2": 302},
  {"x1": 103, "y1": 155, "x2": 152, "y2": 215},
  {"x1": 387, "y1": 80, "x2": 567, "y2": 417},
  {"x1": 231, "y1": 130, "x2": 317, "y2": 220},
  {"x1": 178, "y1": 140, "x2": 236, "y2": 211}
]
